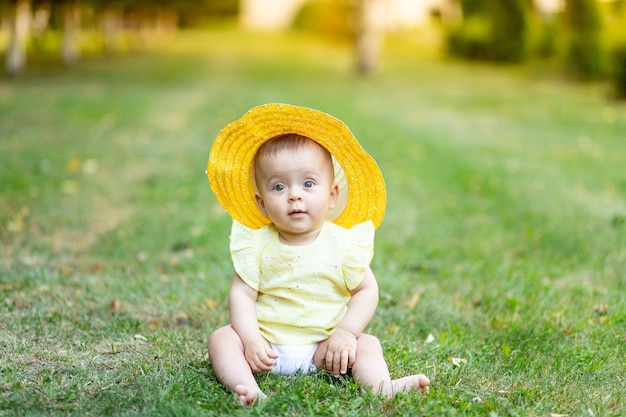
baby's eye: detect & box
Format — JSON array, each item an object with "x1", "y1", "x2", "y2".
[
  {"x1": 273, "y1": 184, "x2": 286, "y2": 191},
  {"x1": 304, "y1": 180, "x2": 314, "y2": 188}
]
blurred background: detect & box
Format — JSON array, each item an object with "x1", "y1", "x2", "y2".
[
  {"x1": 1, "y1": 3, "x2": 625, "y2": 414},
  {"x1": 1, "y1": 0, "x2": 626, "y2": 96}
]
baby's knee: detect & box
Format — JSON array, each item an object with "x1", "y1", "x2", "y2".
[
  {"x1": 357, "y1": 333, "x2": 383, "y2": 355},
  {"x1": 208, "y1": 325, "x2": 237, "y2": 351}
]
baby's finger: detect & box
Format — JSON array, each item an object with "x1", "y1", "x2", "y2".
[
  {"x1": 340, "y1": 350, "x2": 350, "y2": 375},
  {"x1": 325, "y1": 351, "x2": 337, "y2": 375},
  {"x1": 266, "y1": 346, "x2": 279, "y2": 359},
  {"x1": 260, "y1": 350, "x2": 277, "y2": 368},
  {"x1": 248, "y1": 358, "x2": 263, "y2": 373},
  {"x1": 348, "y1": 348, "x2": 356, "y2": 367},
  {"x1": 255, "y1": 356, "x2": 274, "y2": 372},
  {"x1": 333, "y1": 352, "x2": 343, "y2": 376}
]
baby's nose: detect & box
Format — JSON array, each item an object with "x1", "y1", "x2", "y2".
[{"x1": 288, "y1": 189, "x2": 303, "y2": 201}]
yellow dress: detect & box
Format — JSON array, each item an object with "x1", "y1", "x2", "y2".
[{"x1": 230, "y1": 220, "x2": 375, "y2": 345}]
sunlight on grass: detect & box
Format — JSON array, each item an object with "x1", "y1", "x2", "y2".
[{"x1": 1, "y1": 30, "x2": 625, "y2": 416}]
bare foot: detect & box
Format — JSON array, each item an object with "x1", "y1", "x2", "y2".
[
  {"x1": 390, "y1": 374, "x2": 430, "y2": 396},
  {"x1": 234, "y1": 384, "x2": 267, "y2": 406}
]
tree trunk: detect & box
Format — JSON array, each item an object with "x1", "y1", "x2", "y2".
[
  {"x1": 5, "y1": 0, "x2": 31, "y2": 76},
  {"x1": 61, "y1": 2, "x2": 81, "y2": 66},
  {"x1": 100, "y1": 7, "x2": 124, "y2": 53},
  {"x1": 355, "y1": 0, "x2": 382, "y2": 76}
]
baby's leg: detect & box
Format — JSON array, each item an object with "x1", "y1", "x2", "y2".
[
  {"x1": 208, "y1": 325, "x2": 266, "y2": 405},
  {"x1": 350, "y1": 334, "x2": 430, "y2": 397}
]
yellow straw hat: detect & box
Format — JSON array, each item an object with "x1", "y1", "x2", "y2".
[{"x1": 207, "y1": 103, "x2": 386, "y2": 230}]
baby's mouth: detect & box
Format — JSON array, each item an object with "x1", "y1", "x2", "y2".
[{"x1": 289, "y1": 209, "x2": 306, "y2": 217}]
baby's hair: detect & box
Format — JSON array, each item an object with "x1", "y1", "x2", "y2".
[
  {"x1": 253, "y1": 133, "x2": 335, "y2": 186},
  {"x1": 255, "y1": 134, "x2": 329, "y2": 160}
]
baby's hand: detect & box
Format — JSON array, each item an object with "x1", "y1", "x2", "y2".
[
  {"x1": 243, "y1": 337, "x2": 278, "y2": 373},
  {"x1": 325, "y1": 328, "x2": 357, "y2": 376}
]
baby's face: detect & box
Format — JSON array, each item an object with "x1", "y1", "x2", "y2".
[{"x1": 254, "y1": 143, "x2": 338, "y2": 245}]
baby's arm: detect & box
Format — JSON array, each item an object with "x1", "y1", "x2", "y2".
[
  {"x1": 229, "y1": 272, "x2": 278, "y2": 373},
  {"x1": 324, "y1": 267, "x2": 379, "y2": 375}
]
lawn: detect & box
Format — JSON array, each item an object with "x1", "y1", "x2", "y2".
[{"x1": 1, "y1": 30, "x2": 625, "y2": 416}]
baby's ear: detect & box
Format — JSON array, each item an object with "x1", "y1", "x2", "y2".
[
  {"x1": 255, "y1": 193, "x2": 267, "y2": 216},
  {"x1": 328, "y1": 183, "x2": 339, "y2": 209}
]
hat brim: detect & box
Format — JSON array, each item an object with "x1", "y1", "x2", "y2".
[{"x1": 207, "y1": 103, "x2": 386, "y2": 230}]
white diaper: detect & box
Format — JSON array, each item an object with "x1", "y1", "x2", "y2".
[{"x1": 270, "y1": 343, "x2": 319, "y2": 376}]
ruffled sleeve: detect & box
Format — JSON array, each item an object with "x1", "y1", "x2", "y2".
[
  {"x1": 230, "y1": 220, "x2": 264, "y2": 290},
  {"x1": 341, "y1": 220, "x2": 375, "y2": 291}
]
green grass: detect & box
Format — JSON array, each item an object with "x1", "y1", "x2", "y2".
[{"x1": 1, "y1": 30, "x2": 625, "y2": 416}]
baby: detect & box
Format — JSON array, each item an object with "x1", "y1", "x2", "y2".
[{"x1": 207, "y1": 104, "x2": 429, "y2": 405}]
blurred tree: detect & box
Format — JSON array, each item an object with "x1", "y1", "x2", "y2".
[
  {"x1": 2, "y1": 0, "x2": 238, "y2": 74},
  {"x1": 292, "y1": 0, "x2": 352, "y2": 40},
  {"x1": 177, "y1": 0, "x2": 237, "y2": 27},
  {"x1": 354, "y1": 0, "x2": 383, "y2": 76},
  {"x1": 563, "y1": 0, "x2": 604, "y2": 79},
  {"x1": 490, "y1": 0, "x2": 528, "y2": 62},
  {"x1": 290, "y1": 0, "x2": 379, "y2": 76},
  {"x1": 603, "y1": 0, "x2": 626, "y2": 97},
  {"x1": 610, "y1": 42, "x2": 626, "y2": 99},
  {"x1": 446, "y1": 0, "x2": 529, "y2": 63},
  {"x1": 92, "y1": 0, "x2": 126, "y2": 53},
  {"x1": 5, "y1": 0, "x2": 31, "y2": 76},
  {"x1": 59, "y1": 0, "x2": 81, "y2": 65}
]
